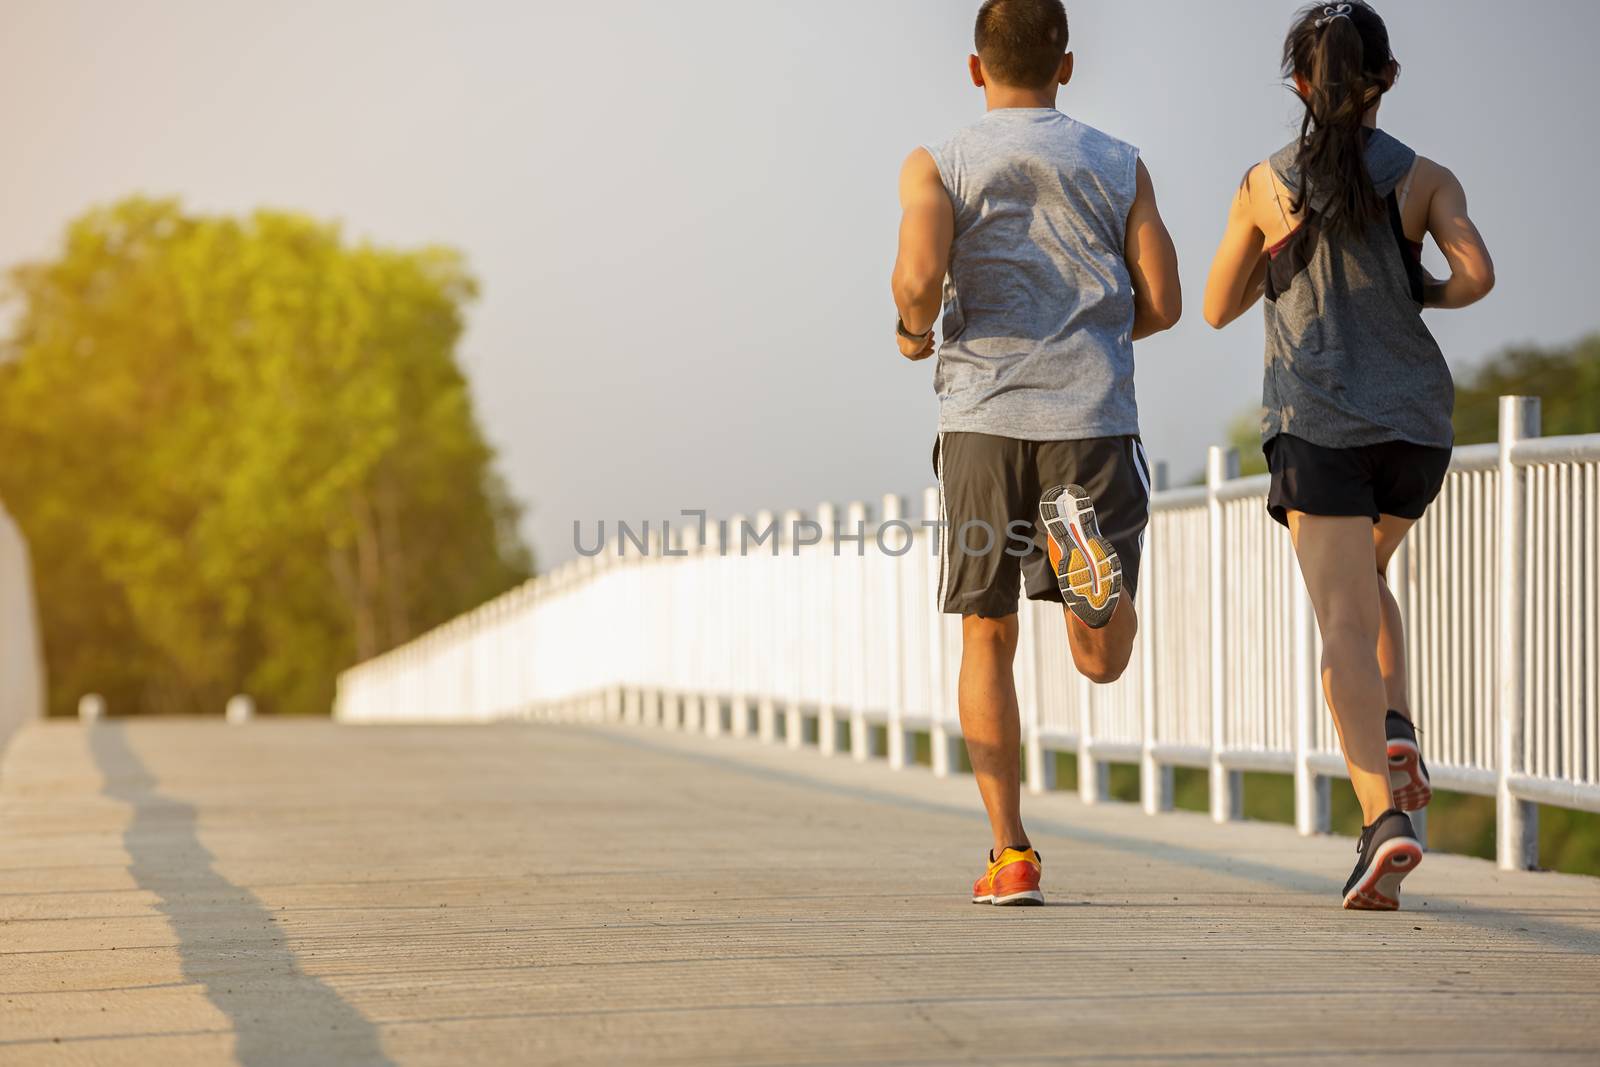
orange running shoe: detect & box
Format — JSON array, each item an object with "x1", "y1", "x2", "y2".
[
  {"x1": 971, "y1": 845, "x2": 1044, "y2": 906},
  {"x1": 1040, "y1": 485, "x2": 1122, "y2": 630}
]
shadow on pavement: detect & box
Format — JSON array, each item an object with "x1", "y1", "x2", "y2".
[{"x1": 90, "y1": 723, "x2": 393, "y2": 1067}]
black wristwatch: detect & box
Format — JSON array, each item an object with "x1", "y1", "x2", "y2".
[{"x1": 897, "y1": 316, "x2": 933, "y2": 342}]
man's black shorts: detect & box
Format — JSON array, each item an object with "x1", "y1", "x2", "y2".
[
  {"x1": 1265, "y1": 434, "x2": 1452, "y2": 528},
  {"x1": 934, "y1": 432, "x2": 1151, "y2": 618}
]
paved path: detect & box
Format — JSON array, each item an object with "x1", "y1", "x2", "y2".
[{"x1": 1, "y1": 718, "x2": 1598, "y2": 1066}]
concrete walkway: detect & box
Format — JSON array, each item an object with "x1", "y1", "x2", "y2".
[{"x1": 1, "y1": 718, "x2": 1598, "y2": 1066}]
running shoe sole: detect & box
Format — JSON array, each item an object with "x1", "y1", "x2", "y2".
[
  {"x1": 992, "y1": 889, "x2": 1045, "y2": 906},
  {"x1": 1342, "y1": 837, "x2": 1423, "y2": 911},
  {"x1": 1388, "y1": 738, "x2": 1432, "y2": 811},
  {"x1": 1040, "y1": 484, "x2": 1122, "y2": 630}
]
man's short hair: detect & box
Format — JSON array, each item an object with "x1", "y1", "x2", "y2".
[{"x1": 974, "y1": 0, "x2": 1070, "y2": 89}]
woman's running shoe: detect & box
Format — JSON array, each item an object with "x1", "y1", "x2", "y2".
[
  {"x1": 1343, "y1": 809, "x2": 1423, "y2": 910},
  {"x1": 1386, "y1": 710, "x2": 1432, "y2": 811}
]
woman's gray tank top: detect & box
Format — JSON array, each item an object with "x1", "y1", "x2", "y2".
[{"x1": 1261, "y1": 129, "x2": 1454, "y2": 450}]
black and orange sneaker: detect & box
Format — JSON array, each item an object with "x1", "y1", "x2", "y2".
[
  {"x1": 1342, "y1": 809, "x2": 1423, "y2": 910},
  {"x1": 972, "y1": 845, "x2": 1044, "y2": 906},
  {"x1": 1386, "y1": 711, "x2": 1432, "y2": 811},
  {"x1": 1040, "y1": 485, "x2": 1122, "y2": 629}
]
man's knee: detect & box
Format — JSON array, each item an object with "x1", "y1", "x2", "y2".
[
  {"x1": 963, "y1": 614, "x2": 1017, "y2": 655},
  {"x1": 1072, "y1": 640, "x2": 1133, "y2": 685}
]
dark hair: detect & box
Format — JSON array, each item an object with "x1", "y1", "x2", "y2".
[
  {"x1": 1282, "y1": 2, "x2": 1398, "y2": 236},
  {"x1": 975, "y1": 0, "x2": 1070, "y2": 89}
]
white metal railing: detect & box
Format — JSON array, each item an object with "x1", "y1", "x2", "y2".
[{"x1": 335, "y1": 397, "x2": 1600, "y2": 871}]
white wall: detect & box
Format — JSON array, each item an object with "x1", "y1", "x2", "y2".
[{"x1": 0, "y1": 500, "x2": 44, "y2": 753}]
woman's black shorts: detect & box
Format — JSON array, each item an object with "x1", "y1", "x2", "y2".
[{"x1": 1265, "y1": 434, "x2": 1452, "y2": 528}]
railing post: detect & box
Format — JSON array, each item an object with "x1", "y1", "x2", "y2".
[
  {"x1": 754, "y1": 509, "x2": 779, "y2": 744},
  {"x1": 1077, "y1": 672, "x2": 1106, "y2": 803},
  {"x1": 1024, "y1": 734, "x2": 1055, "y2": 794},
  {"x1": 670, "y1": 525, "x2": 702, "y2": 734},
  {"x1": 1292, "y1": 570, "x2": 1330, "y2": 835},
  {"x1": 701, "y1": 514, "x2": 725, "y2": 738},
  {"x1": 1207, "y1": 446, "x2": 1243, "y2": 823},
  {"x1": 1497, "y1": 395, "x2": 1540, "y2": 870},
  {"x1": 226, "y1": 694, "x2": 255, "y2": 724},
  {"x1": 782, "y1": 509, "x2": 808, "y2": 750},
  {"x1": 1022, "y1": 608, "x2": 1056, "y2": 794},
  {"x1": 816, "y1": 502, "x2": 839, "y2": 757},
  {"x1": 726, "y1": 514, "x2": 751, "y2": 738},
  {"x1": 848, "y1": 501, "x2": 881, "y2": 761},
  {"x1": 1141, "y1": 462, "x2": 1174, "y2": 814},
  {"x1": 591, "y1": 548, "x2": 624, "y2": 727},
  {"x1": 881, "y1": 494, "x2": 912, "y2": 769}
]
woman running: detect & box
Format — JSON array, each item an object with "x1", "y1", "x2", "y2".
[{"x1": 1203, "y1": 1, "x2": 1495, "y2": 909}]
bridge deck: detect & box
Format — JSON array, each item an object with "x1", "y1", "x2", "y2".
[{"x1": 1, "y1": 718, "x2": 1597, "y2": 1065}]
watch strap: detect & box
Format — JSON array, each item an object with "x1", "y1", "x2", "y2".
[{"x1": 897, "y1": 316, "x2": 933, "y2": 342}]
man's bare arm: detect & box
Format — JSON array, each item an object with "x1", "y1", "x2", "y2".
[
  {"x1": 1125, "y1": 159, "x2": 1181, "y2": 340},
  {"x1": 891, "y1": 148, "x2": 953, "y2": 360}
]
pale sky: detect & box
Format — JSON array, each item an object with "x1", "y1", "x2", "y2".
[{"x1": 3, "y1": 0, "x2": 1596, "y2": 565}]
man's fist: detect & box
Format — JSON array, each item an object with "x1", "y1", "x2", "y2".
[{"x1": 897, "y1": 328, "x2": 935, "y2": 361}]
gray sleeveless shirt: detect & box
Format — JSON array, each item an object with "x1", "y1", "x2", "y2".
[
  {"x1": 926, "y1": 109, "x2": 1140, "y2": 441},
  {"x1": 1261, "y1": 129, "x2": 1454, "y2": 449}
]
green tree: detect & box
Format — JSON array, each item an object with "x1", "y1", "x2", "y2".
[
  {"x1": 0, "y1": 197, "x2": 530, "y2": 717},
  {"x1": 1453, "y1": 333, "x2": 1600, "y2": 442},
  {"x1": 1226, "y1": 410, "x2": 1269, "y2": 477}
]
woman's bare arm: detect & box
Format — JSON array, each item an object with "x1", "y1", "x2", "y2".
[
  {"x1": 1204, "y1": 167, "x2": 1269, "y2": 329},
  {"x1": 1421, "y1": 163, "x2": 1494, "y2": 309}
]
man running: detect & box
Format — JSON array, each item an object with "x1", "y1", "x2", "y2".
[{"x1": 891, "y1": 0, "x2": 1181, "y2": 905}]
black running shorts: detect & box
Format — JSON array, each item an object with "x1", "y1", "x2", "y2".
[
  {"x1": 1265, "y1": 434, "x2": 1452, "y2": 528},
  {"x1": 933, "y1": 432, "x2": 1151, "y2": 618}
]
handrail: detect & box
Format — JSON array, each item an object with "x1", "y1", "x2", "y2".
[
  {"x1": 1510, "y1": 433, "x2": 1600, "y2": 466},
  {"x1": 335, "y1": 399, "x2": 1600, "y2": 871}
]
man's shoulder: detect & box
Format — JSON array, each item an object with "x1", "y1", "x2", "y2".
[
  {"x1": 932, "y1": 111, "x2": 1137, "y2": 153},
  {"x1": 1059, "y1": 115, "x2": 1138, "y2": 157},
  {"x1": 928, "y1": 114, "x2": 993, "y2": 151}
]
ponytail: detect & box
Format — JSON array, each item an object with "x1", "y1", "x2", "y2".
[{"x1": 1282, "y1": 3, "x2": 1397, "y2": 237}]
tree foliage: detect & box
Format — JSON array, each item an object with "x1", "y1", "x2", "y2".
[
  {"x1": 0, "y1": 197, "x2": 530, "y2": 717},
  {"x1": 1453, "y1": 334, "x2": 1600, "y2": 443},
  {"x1": 1227, "y1": 411, "x2": 1270, "y2": 478}
]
